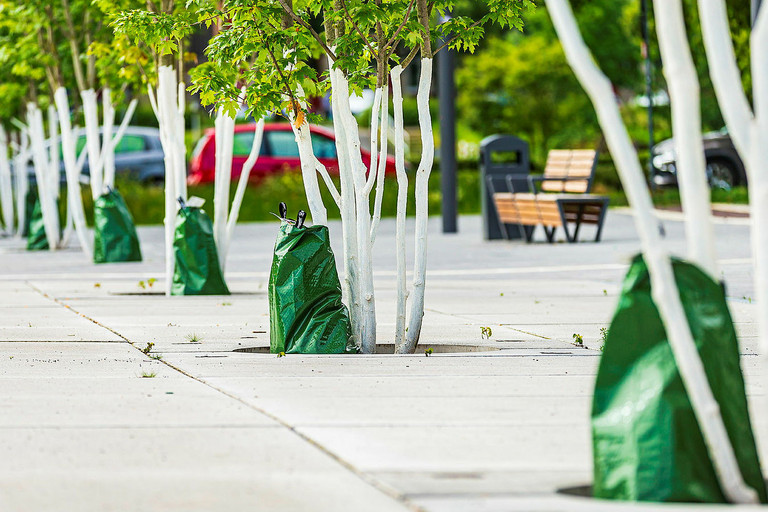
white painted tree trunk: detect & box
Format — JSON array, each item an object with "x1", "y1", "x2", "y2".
[
  {"x1": 370, "y1": 86, "x2": 389, "y2": 242},
  {"x1": 13, "y1": 129, "x2": 29, "y2": 236},
  {"x1": 152, "y1": 65, "x2": 187, "y2": 296},
  {"x1": 213, "y1": 107, "x2": 235, "y2": 271},
  {"x1": 27, "y1": 103, "x2": 60, "y2": 249},
  {"x1": 399, "y1": 58, "x2": 434, "y2": 354},
  {"x1": 390, "y1": 65, "x2": 409, "y2": 350},
  {"x1": 46, "y1": 106, "x2": 60, "y2": 205},
  {"x1": 698, "y1": 0, "x2": 768, "y2": 478},
  {"x1": 333, "y1": 68, "x2": 377, "y2": 353},
  {"x1": 547, "y1": 0, "x2": 758, "y2": 503},
  {"x1": 0, "y1": 126, "x2": 14, "y2": 234},
  {"x1": 101, "y1": 89, "x2": 116, "y2": 190},
  {"x1": 225, "y1": 118, "x2": 264, "y2": 261},
  {"x1": 653, "y1": 0, "x2": 717, "y2": 277},
  {"x1": 81, "y1": 89, "x2": 104, "y2": 200},
  {"x1": 55, "y1": 87, "x2": 92, "y2": 256},
  {"x1": 328, "y1": 57, "x2": 362, "y2": 351}
]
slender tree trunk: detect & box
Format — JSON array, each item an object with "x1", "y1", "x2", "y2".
[
  {"x1": 14, "y1": 129, "x2": 29, "y2": 236},
  {"x1": 55, "y1": 87, "x2": 91, "y2": 256},
  {"x1": 548, "y1": 0, "x2": 758, "y2": 503},
  {"x1": 653, "y1": 0, "x2": 717, "y2": 277},
  {"x1": 698, "y1": 3, "x2": 768, "y2": 493},
  {"x1": 81, "y1": 89, "x2": 103, "y2": 200},
  {"x1": 27, "y1": 103, "x2": 60, "y2": 249},
  {"x1": 153, "y1": 65, "x2": 185, "y2": 296},
  {"x1": 399, "y1": 58, "x2": 434, "y2": 353},
  {"x1": 101, "y1": 89, "x2": 116, "y2": 190},
  {"x1": 328, "y1": 56, "x2": 362, "y2": 351},
  {"x1": 0, "y1": 126, "x2": 14, "y2": 234},
  {"x1": 333, "y1": 68, "x2": 377, "y2": 353},
  {"x1": 391, "y1": 65, "x2": 409, "y2": 350},
  {"x1": 213, "y1": 107, "x2": 235, "y2": 271},
  {"x1": 225, "y1": 118, "x2": 264, "y2": 251}
]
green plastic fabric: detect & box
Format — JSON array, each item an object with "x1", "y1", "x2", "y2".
[
  {"x1": 171, "y1": 206, "x2": 229, "y2": 295},
  {"x1": 93, "y1": 189, "x2": 142, "y2": 263},
  {"x1": 22, "y1": 187, "x2": 37, "y2": 237},
  {"x1": 268, "y1": 221, "x2": 354, "y2": 354},
  {"x1": 592, "y1": 255, "x2": 766, "y2": 503},
  {"x1": 26, "y1": 193, "x2": 49, "y2": 251}
]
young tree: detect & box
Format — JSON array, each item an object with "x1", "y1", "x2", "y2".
[
  {"x1": 113, "y1": 0, "x2": 199, "y2": 294},
  {"x1": 696, "y1": 0, "x2": 768, "y2": 426},
  {"x1": 186, "y1": 0, "x2": 532, "y2": 353},
  {"x1": 546, "y1": 0, "x2": 759, "y2": 503},
  {"x1": 0, "y1": 69, "x2": 25, "y2": 235}
]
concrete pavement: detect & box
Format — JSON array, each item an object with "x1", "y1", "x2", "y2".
[{"x1": 1, "y1": 210, "x2": 766, "y2": 511}]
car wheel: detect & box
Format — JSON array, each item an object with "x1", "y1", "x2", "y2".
[{"x1": 706, "y1": 158, "x2": 739, "y2": 190}]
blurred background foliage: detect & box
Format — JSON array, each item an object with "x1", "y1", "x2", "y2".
[{"x1": 455, "y1": 0, "x2": 751, "y2": 169}]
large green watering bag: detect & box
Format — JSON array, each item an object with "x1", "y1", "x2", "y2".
[
  {"x1": 269, "y1": 203, "x2": 353, "y2": 354},
  {"x1": 171, "y1": 198, "x2": 229, "y2": 295},
  {"x1": 93, "y1": 188, "x2": 142, "y2": 263},
  {"x1": 26, "y1": 191, "x2": 48, "y2": 251},
  {"x1": 592, "y1": 255, "x2": 766, "y2": 503}
]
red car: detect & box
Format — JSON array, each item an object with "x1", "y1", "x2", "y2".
[{"x1": 188, "y1": 122, "x2": 397, "y2": 185}]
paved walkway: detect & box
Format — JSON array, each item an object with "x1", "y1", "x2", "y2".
[{"x1": 1, "y1": 211, "x2": 766, "y2": 511}]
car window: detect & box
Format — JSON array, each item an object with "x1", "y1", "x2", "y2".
[
  {"x1": 115, "y1": 134, "x2": 146, "y2": 154},
  {"x1": 265, "y1": 131, "x2": 300, "y2": 157},
  {"x1": 312, "y1": 133, "x2": 337, "y2": 159},
  {"x1": 232, "y1": 131, "x2": 268, "y2": 156}
]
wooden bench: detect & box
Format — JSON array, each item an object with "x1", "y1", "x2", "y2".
[{"x1": 489, "y1": 149, "x2": 609, "y2": 243}]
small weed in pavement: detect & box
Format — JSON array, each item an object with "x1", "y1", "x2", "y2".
[
  {"x1": 138, "y1": 280, "x2": 146, "y2": 289},
  {"x1": 149, "y1": 353, "x2": 163, "y2": 360},
  {"x1": 600, "y1": 327, "x2": 608, "y2": 344},
  {"x1": 572, "y1": 333, "x2": 584, "y2": 347},
  {"x1": 147, "y1": 278, "x2": 157, "y2": 288},
  {"x1": 142, "y1": 342, "x2": 155, "y2": 355},
  {"x1": 277, "y1": 352, "x2": 286, "y2": 358},
  {"x1": 186, "y1": 333, "x2": 202, "y2": 343},
  {"x1": 141, "y1": 372, "x2": 157, "y2": 378},
  {"x1": 94, "y1": 283, "x2": 101, "y2": 288},
  {"x1": 481, "y1": 326, "x2": 493, "y2": 339},
  {"x1": 425, "y1": 348, "x2": 433, "y2": 357}
]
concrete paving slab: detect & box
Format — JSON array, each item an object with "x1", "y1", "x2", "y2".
[
  {"x1": 0, "y1": 428, "x2": 410, "y2": 512},
  {"x1": 0, "y1": 376, "x2": 277, "y2": 427},
  {"x1": 298, "y1": 424, "x2": 592, "y2": 473},
  {"x1": 0, "y1": 342, "x2": 178, "y2": 378}
]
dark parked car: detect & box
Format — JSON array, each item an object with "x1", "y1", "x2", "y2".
[
  {"x1": 29, "y1": 126, "x2": 165, "y2": 184},
  {"x1": 651, "y1": 127, "x2": 746, "y2": 190}
]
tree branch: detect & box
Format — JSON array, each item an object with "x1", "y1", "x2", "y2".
[
  {"x1": 385, "y1": 0, "x2": 417, "y2": 51},
  {"x1": 339, "y1": 0, "x2": 377, "y2": 58},
  {"x1": 275, "y1": 0, "x2": 338, "y2": 60},
  {"x1": 401, "y1": 45, "x2": 420, "y2": 69},
  {"x1": 432, "y1": 19, "x2": 483, "y2": 55}
]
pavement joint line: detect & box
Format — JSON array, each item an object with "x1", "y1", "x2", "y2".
[{"x1": 24, "y1": 281, "x2": 426, "y2": 512}]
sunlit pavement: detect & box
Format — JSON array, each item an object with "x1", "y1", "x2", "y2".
[{"x1": 1, "y1": 210, "x2": 765, "y2": 511}]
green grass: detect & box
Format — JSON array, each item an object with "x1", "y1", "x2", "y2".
[{"x1": 69, "y1": 159, "x2": 747, "y2": 227}]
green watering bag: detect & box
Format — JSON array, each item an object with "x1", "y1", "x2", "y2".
[
  {"x1": 93, "y1": 189, "x2": 142, "y2": 263},
  {"x1": 22, "y1": 187, "x2": 37, "y2": 237},
  {"x1": 592, "y1": 255, "x2": 766, "y2": 503},
  {"x1": 171, "y1": 199, "x2": 229, "y2": 295},
  {"x1": 26, "y1": 191, "x2": 48, "y2": 251},
  {"x1": 269, "y1": 203, "x2": 354, "y2": 354}
]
